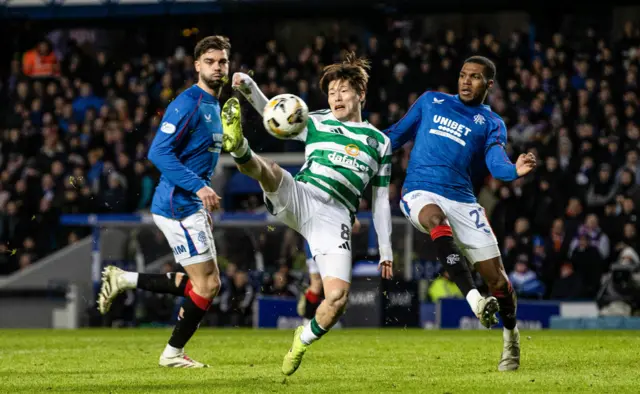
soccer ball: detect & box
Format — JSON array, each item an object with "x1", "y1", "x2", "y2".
[{"x1": 262, "y1": 94, "x2": 309, "y2": 140}]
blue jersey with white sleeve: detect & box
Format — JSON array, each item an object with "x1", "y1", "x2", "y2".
[
  {"x1": 384, "y1": 91, "x2": 518, "y2": 204},
  {"x1": 148, "y1": 85, "x2": 223, "y2": 219}
]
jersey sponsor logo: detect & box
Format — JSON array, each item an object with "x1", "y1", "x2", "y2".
[
  {"x1": 430, "y1": 115, "x2": 473, "y2": 146},
  {"x1": 344, "y1": 144, "x2": 360, "y2": 157},
  {"x1": 366, "y1": 136, "x2": 379, "y2": 149},
  {"x1": 160, "y1": 122, "x2": 177, "y2": 134},
  {"x1": 433, "y1": 97, "x2": 444, "y2": 104},
  {"x1": 328, "y1": 151, "x2": 368, "y2": 172},
  {"x1": 173, "y1": 245, "x2": 187, "y2": 255},
  {"x1": 329, "y1": 127, "x2": 344, "y2": 135},
  {"x1": 204, "y1": 114, "x2": 212, "y2": 122}
]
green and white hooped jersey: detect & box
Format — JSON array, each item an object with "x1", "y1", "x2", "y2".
[{"x1": 293, "y1": 109, "x2": 392, "y2": 214}]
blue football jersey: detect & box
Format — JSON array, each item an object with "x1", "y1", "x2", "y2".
[
  {"x1": 384, "y1": 92, "x2": 517, "y2": 203},
  {"x1": 148, "y1": 85, "x2": 223, "y2": 219}
]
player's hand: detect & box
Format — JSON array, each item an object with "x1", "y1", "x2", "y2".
[
  {"x1": 515, "y1": 152, "x2": 537, "y2": 177},
  {"x1": 378, "y1": 260, "x2": 393, "y2": 279},
  {"x1": 196, "y1": 186, "x2": 221, "y2": 212},
  {"x1": 231, "y1": 72, "x2": 254, "y2": 96}
]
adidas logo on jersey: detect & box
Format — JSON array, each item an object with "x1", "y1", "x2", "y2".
[
  {"x1": 338, "y1": 241, "x2": 351, "y2": 251},
  {"x1": 328, "y1": 151, "x2": 368, "y2": 172}
]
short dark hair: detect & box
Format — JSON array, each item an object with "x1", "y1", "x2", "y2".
[
  {"x1": 194, "y1": 36, "x2": 231, "y2": 60},
  {"x1": 464, "y1": 56, "x2": 496, "y2": 80},
  {"x1": 319, "y1": 51, "x2": 371, "y2": 97}
]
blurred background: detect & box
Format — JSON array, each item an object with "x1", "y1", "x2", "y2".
[{"x1": 0, "y1": 0, "x2": 639, "y2": 331}]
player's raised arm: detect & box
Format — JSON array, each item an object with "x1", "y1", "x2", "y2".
[
  {"x1": 383, "y1": 91, "x2": 428, "y2": 151},
  {"x1": 484, "y1": 119, "x2": 536, "y2": 181},
  {"x1": 232, "y1": 72, "x2": 269, "y2": 115},
  {"x1": 372, "y1": 140, "x2": 393, "y2": 279},
  {"x1": 148, "y1": 99, "x2": 207, "y2": 194}
]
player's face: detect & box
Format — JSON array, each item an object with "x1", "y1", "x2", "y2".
[
  {"x1": 458, "y1": 62, "x2": 493, "y2": 105},
  {"x1": 327, "y1": 79, "x2": 363, "y2": 122},
  {"x1": 195, "y1": 49, "x2": 229, "y2": 91}
]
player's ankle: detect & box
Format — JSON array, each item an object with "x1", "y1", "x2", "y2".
[
  {"x1": 162, "y1": 344, "x2": 183, "y2": 358},
  {"x1": 230, "y1": 137, "x2": 249, "y2": 156},
  {"x1": 466, "y1": 289, "x2": 483, "y2": 315},
  {"x1": 300, "y1": 317, "x2": 328, "y2": 345},
  {"x1": 121, "y1": 271, "x2": 139, "y2": 288}
]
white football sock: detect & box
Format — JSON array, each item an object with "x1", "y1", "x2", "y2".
[
  {"x1": 230, "y1": 137, "x2": 249, "y2": 157},
  {"x1": 466, "y1": 289, "x2": 483, "y2": 315},
  {"x1": 162, "y1": 344, "x2": 183, "y2": 358},
  {"x1": 300, "y1": 322, "x2": 320, "y2": 345},
  {"x1": 121, "y1": 272, "x2": 139, "y2": 288},
  {"x1": 503, "y1": 326, "x2": 519, "y2": 342}
]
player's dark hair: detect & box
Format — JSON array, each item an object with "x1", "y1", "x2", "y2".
[
  {"x1": 320, "y1": 52, "x2": 371, "y2": 99},
  {"x1": 194, "y1": 35, "x2": 231, "y2": 59},
  {"x1": 464, "y1": 56, "x2": 497, "y2": 80}
]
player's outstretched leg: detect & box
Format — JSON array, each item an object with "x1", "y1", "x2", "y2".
[
  {"x1": 98, "y1": 266, "x2": 191, "y2": 315},
  {"x1": 283, "y1": 255, "x2": 350, "y2": 376},
  {"x1": 221, "y1": 97, "x2": 283, "y2": 193},
  {"x1": 476, "y1": 257, "x2": 520, "y2": 371},
  {"x1": 418, "y1": 204, "x2": 499, "y2": 328}
]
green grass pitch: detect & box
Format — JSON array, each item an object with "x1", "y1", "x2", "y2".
[{"x1": 0, "y1": 329, "x2": 639, "y2": 393}]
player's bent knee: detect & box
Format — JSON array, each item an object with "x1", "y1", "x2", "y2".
[
  {"x1": 189, "y1": 273, "x2": 221, "y2": 299},
  {"x1": 205, "y1": 275, "x2": 221, "y2": 298}
]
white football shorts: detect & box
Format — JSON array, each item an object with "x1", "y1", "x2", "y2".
[
  {"x1": 400, "y1": 190, "x2": 500, "y2": 264},
  {"x1": 152, "y1": 209, "x2": 217, "y2": 266},
  {"x1": 263, "y1": 170, "x2": 353, "y2": 283}
]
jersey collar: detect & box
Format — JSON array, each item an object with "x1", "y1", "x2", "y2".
[{"x1": 192, "y1": 84, "x2": 219, "y2": 103}]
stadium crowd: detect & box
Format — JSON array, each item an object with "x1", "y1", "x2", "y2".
[{"x1": 1, "y1": 18, "x2": 640, "y2": 318}]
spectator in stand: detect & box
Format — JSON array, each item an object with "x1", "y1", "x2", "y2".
[
  {"x1": 22, "y1": 40, "x2": 60, "y2": 79},
  {"x1": 508, "y1": 254, "x2": 545, "y2": 299}
]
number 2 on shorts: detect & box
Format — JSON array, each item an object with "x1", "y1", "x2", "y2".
[{"x1": 469, "y1": 208, "x2": 491, "y2": 234}]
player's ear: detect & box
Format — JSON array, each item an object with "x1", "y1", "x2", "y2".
[
  {"x1": 194, "y1": 59, "x2": 201, "y2": 73},
  {"x1": 487, "y1": 79, "x2": 494, "y2": 90}
]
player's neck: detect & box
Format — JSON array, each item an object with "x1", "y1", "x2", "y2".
[
  {"x1": 338, "y1": 112, "x2": 362, "y2": 123},
  {"x1": 197, "y1": 81, "x2": 217, "y2": 97}
]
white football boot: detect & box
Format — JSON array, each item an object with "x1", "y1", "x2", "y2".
[
  {"x1": 97, "y1": 266, "x2": 134, "y2": 315},
  {"x1": 159, "y1": 352, "x2": 209, "y2": 368}
]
